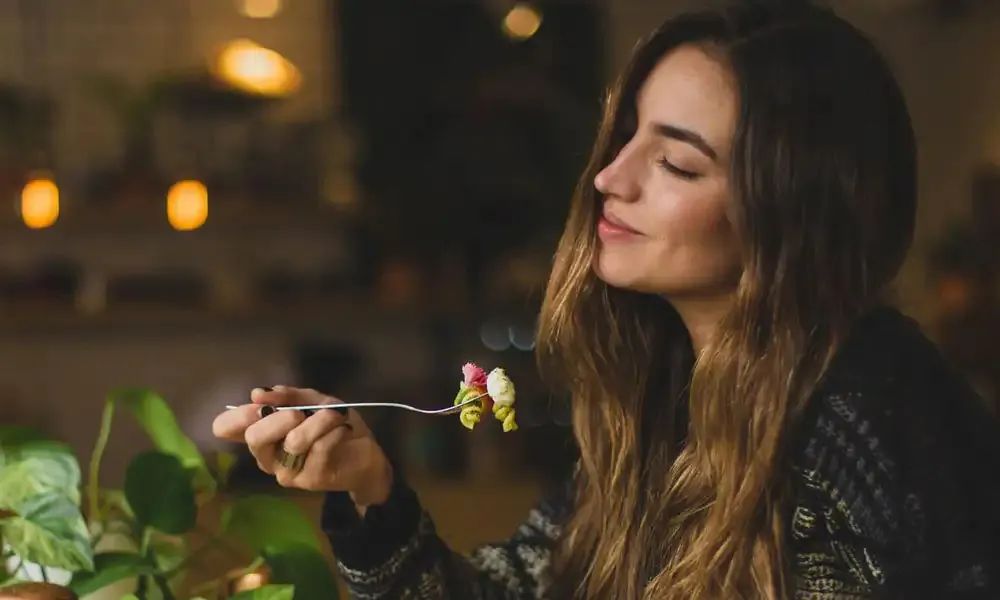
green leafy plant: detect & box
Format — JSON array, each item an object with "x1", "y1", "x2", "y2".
[
  {"x1": 0, "y1": 427, "x2": 92, "y2": 579},
  {"x1": 0, "y1": 389, "x2": 338, "y2": 599}
]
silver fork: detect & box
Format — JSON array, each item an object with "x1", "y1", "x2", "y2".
[{"x1": 225, "y1": 393, "x2": 488, "y2": 416}]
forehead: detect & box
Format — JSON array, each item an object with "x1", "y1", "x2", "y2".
[{"x1": 636, "y1": 44, "x2": 737, "y2": 153}]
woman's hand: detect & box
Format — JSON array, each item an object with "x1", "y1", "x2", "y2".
[{"x1": 212, "y1": 386, "x2": 394, "y2": 512}]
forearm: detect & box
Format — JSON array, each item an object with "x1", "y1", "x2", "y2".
[{"x1": 322, "y1": 475, "x2": 563, "y2": 599}]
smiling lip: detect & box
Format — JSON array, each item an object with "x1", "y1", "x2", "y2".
[{"x1": 598, "y1": 211, "x2": 641, "y2": 240}]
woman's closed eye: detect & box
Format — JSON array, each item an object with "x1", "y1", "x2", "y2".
[{"x1": 656, "y1": 156, "x2": 701, "y2": 180}]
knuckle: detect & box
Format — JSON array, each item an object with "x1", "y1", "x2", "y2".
[
  {"x1": 283, "y1": 432, "x2": 305, "y2": 454},
  {"x1": 275, "y1": 471, "x2": 295, "y2": 488},
  {"x1": 314, "y1": 408, "x2": 345, "y2": 428},
  {"x1": 244, "y1": 427, "x2": 262, "y2": 448},
  {"x1": 345, "y1": 412, "x2": 364, "y2": 428}
]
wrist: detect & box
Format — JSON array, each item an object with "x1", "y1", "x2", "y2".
[{"x1": 349, "y1": 459, "x2": 394, "y2": 513}]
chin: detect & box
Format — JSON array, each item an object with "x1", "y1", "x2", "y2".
[{"x1": 592, "y1": 251, "x2": 652, "y2": 292}]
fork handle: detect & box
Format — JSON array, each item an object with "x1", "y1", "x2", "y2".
[{"x1": 224, "y1": 405, "x2": 343, "y2": 417}]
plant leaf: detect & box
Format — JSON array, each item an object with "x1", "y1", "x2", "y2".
[
  {"x1": 265, "y1": 543, "x2": 337, "y2": 600},
  {"x1": 0, "y1": 444, "x2": 81, "y2": 508},
  {"x1": 230, "y1": 584, "x2": 295, "y2": 600},
  {"x1": 69, "y1": 552, "x2": 153, "y2": 596},
  {"x1": 214, "y1": 450, "x2": 238, "y2": 489},
  {"x1": 88, "y1": 389, "x2": 215, "y2": 524},
  {"x1": 113, "y1": 389, "x2": 215, "y2": 495},
  {"x1": 221, "y1": 496, "x2": 320, "y2": 554},
  {"x1": 124, "y1": 452, "x2": 196, "y2": 534},
  {"x1": 2, "y1": 493, "x2": 93, "y2": 571},
  {"x1": 0, "y1": 428, "x2": 80, "y2": 507}
]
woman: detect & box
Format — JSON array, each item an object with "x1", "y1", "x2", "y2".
[{"x1": 213, "y1": 3, "x2": 1000, "y2": 598}]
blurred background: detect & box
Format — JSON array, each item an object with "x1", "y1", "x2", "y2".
[{"x1": 0, "y1": 0, "x2": 998, "y2": 585}]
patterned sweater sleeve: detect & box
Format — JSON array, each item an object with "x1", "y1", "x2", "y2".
[
  {"x1": 790, "y1": 388, "x2": 1000, "y2": 600},
  {"x1": 322, "y1": 474, "x2": 568, "y2": 599}
]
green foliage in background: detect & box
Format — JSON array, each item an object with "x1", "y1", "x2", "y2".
[{"x1": 0, "y1": 389, "x2": 338, "y2": 599}]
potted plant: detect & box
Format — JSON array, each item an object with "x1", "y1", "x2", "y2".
[{"x1": 1, "y1": 389, "x2": 337, "y2": 599}]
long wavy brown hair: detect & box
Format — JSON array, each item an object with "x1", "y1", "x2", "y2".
[{"x1": 536, "y1": 3, "x2": 917, "y2": 598}]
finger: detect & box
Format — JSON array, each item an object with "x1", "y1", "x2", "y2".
[
  {"x1": 245, "y1": 410, "x2": 305, "y2": 473},
  {"x1": 282, "y1": 409, "x2": 352, "y2": 455},
  {"x1": 301, "y1": 395, "x2": 367, "y2": 434},
  {"x1": 250, "y1": 387, "x2": 349, "y2": 416},
  {"x1": 250, "y1": 386, "x2": 304, "y2": 406},
  {"x1": 281, "y1": 426, "x2": 355, "y2": 491},
  {"x1": 251, "y1": 386, "x2": 323, "y2": 406},
  {"x1": 212, "y1": 404, "x2": 260, "y2": 443}
]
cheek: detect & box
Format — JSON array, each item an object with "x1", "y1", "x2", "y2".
[
  {"x1": 658, "y1": 193, "x2": 740, "y2": 269},
  {"x1": 679, "y1": 197, "x2": 737, "y2": 252},
  {"x1": 653, "y1": 195, "x2": 741, "y2": 290},
  {"x1": 595, "y1": 188, "x2": 742, "y2": 294},
  {"x1": 651, "y1": 192, "x2": 726, "y2": 244}
]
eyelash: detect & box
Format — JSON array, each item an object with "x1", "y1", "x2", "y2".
[{"x1": 657, "y1": 157, "x2": 700, "y2": 181}]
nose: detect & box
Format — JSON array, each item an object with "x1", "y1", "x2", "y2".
[{"x1": 593, "y1": 144, "x2": 639, "y2": 202}]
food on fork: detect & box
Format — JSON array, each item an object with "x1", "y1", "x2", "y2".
[{"x1": 453, "y1": 363, "x2": 518, "y2": 432}]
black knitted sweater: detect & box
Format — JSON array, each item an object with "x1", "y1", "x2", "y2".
[{"x1": 322, "y1": 307, "x2": 1000, "y2": 598}]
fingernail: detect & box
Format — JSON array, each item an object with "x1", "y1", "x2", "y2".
[
  {"x1": 250, "y1": 387, "x2": 273, "y2": 399},
  {"x1": 259, "y1": 405, "x2": 277, "y2": 418}
]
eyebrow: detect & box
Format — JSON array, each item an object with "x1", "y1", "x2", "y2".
[{"x1": 652, "y1": 122, "x2": 718, "y2": 161}]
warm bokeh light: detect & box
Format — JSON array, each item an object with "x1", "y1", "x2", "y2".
[
  {"x1": 238, "y1": 0, "x2": 283, "y2": 19},
  {"x1": 232, "y1": 571, "x2": 266, "y2": 592},
  {"x1": 21, "y1": 177, "x2": 60, "y2": 229},
  {"x1": 214, "y1": 39, "x2": 301, "y2": 97},
  {"x1": 502, "y1": 3, "x2": 542, "y2": 41},
  {"x1": 226, "y1": 564, "x2": 271, "y2": 595},
  {"x1": 167, "y1": 180, "x2": 209, "y2": 231}
]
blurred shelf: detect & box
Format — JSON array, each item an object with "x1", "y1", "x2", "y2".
[{"x1": 0, "y1": 295, "x2": 487, "y2": 334}]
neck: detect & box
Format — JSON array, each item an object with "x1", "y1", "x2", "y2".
[{"x1": 667, "y1": 292, "x2": 734, "y2": 355}]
